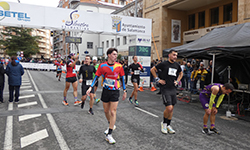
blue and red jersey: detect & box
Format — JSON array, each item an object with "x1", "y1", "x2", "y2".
[
  {"x1": 55, "y1": 61, "x2": 64, "y2": 71},
  {"x1": 93, "y1": 62, "x2": 125, "y2": 90}
]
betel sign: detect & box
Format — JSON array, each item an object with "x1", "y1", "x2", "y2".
[{"x1": 0, "y1": 2, "x2": 30, "y2": 21}]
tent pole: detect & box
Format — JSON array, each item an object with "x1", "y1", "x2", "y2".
[
  {"x1": 226, "y1": 66, "x2": 231, "y2": 117},
  {"x1": 211, "y1": 53, "x2": 215, "y2": 84}
]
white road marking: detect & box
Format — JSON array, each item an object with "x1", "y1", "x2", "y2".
[
  {"x1": 22, "y1": 81, "x2": 30, "y2": 83},
  {"x1": 22, "y1": 83, "x2": 31, "y2": 86},
  {"x1": 20, "y1": 86, "x2": 32, "y2": 89},
  {"x1": 18, "y1": 101, "x2": 38, "y2": 108},
  {"x1": 135, "y1": 107, "x2": 159, "y2": 118},
  {"x1": 19, "y1": 114, "x2": 41, "y2": 122},
  {"x1": 4, "y1": 103, "x2": 13, "y2": 150},
  {"x1": 20, "y1": 89, "x2": 33, "y2": 92},
  {"x1": 27, "y1": 70, "x2": 70, "y2": 150},
  {"x1": 19, "y1": 94, "x2": 35, "y2": 99},
  {"x1": 20, "y1": 129, "x2": 49, "y2": 148}
]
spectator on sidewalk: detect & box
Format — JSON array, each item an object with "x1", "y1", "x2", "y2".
[
  {"x1": 180, "y1": 61, "x2": 186, "y2": 90},
  {"x1": 6, "y1": 56, "x2": 24, "y2": 103},
  {"x1": 197, "y1": 62, "x2": 208, "y2": 90},
  {"x1": 184, "y1": 62, "x2": 193, "y2": 90},
  {"x1": 0, "y1": 61, "x2": 5, "y2": 103},
  {"x1": 190, "y1": 67, "x2": 198, "y2": 94}
]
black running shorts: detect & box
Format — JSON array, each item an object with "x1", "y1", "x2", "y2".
[
  {"x1": 101, "y1": 88, "x2": 120, "y2": 103},
  {"x1": 131, "y1": 77, "x2": 140, "y2": 85},
  {"x1": 161, "y1": 88, "x2": 177, "y2": 106},
  {"x1": 66, "y1": 77, "x2": 77, "y2": 83},
  {"x1": 57, "y1": 70, "x2": 62, "y2": 74},
  {"x1": 82, "y1": 83, "x2": 94, "y2": 96}
]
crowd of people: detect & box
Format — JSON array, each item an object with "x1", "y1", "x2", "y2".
[{"x1": 0, "y1": 49, "x2": 236, "y2": 145}]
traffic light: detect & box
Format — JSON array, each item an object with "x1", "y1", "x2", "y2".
[{"x1": 50, "y1": 31, "x2": 54, "y2": 37}]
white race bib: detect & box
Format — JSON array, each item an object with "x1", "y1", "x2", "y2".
[
  {"x1": 73, "y1": 69, "x2": 77, "y2": 74},
  {"x1": 86, "y1": 80, "x2": 92, "y2": 85},
  {"x1": 134, "y1": 70, "x2": 140, "y2": 75},
  {"x1": 104, "y1": 78, "x2": 115, "y2": 87},
  {"x1": 168, "y1": 68, "x2": 177, "y2": 76}
]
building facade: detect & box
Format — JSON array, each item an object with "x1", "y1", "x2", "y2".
[
  {"x1": 55, "y1": 0, "x2": 134, "y2": 59},
  {"x1": 143, "y1": 0, "x2": 250, "y2": 60}
]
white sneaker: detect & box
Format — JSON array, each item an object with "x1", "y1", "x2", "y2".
[
  {"x1": 104, "y1": 125, "x2": 116, "y2": 135},
  {"x1": 161, "y1": 122, "x2": 168, "y2": 134},
  {"x1": 106, "y1": 134, "x2": 116, "y2": 144},
  {"x1": 167, "y1": 125, "x2": 176, "y2": 134}
]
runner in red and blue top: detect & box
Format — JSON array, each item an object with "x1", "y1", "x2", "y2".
[
  {"x1": 55, "y1": 58, "x2": 64, "y2": 81},
  {"x1": 86, "y1": 48, "x2": 127, "y2": 144},
  {"x1": 199, "y1": 83, "x2": 234, "y2": 135},
  {"x1": 62, "y1": 53, "x2": 82, "y2": 106}
]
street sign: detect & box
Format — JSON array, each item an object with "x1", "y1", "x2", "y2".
[{"x1": 65, "y1": 37, "x2": 82, "y2": 44}]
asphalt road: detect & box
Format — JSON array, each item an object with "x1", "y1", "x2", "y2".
[{"x1": 0, "y1": 70, "x2": 250, "y2": 150}]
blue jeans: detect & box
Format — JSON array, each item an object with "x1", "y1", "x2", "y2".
[{"x1": 9, "y1": 85, "x2": 20, "y2": 102}]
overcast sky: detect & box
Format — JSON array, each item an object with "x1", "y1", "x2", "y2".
[{"x1": 6, "y1": 0, "x2": 59, "y2": 7}]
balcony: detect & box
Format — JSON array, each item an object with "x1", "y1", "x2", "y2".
[{"x1": 69, "y1": 0, "x2": 80, "y2": 4}]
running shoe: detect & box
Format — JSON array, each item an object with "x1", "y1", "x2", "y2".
[
  {"x1": 128, "y1": 97, "x2": 133, "y2": 104},
  {"x1": 95, "y1": 98, "x2": 100, "y2": 104},
  {"x1": 106, "y1": 134, "x2": 116, "y2": 144},
  {"x1": 161, "y1": 122, "x2": 168, "y2": 134},
  {"x1": 58, "y1": 79, "x2": 60, "y2": 81},
  {"x1": 62, "y1": 100, "x2": 69, "y2": 106},
  {"x1": 56, "y1": 74, "x2": 58, "y2": 78},
  {"x1": 81, "y1": 101, "x2": 85, "y2": 109},
  {"x1": 167, "y1": 125, "x2": 175, "y2": 134},
  {"x1": 74, "y1": 100, "x2": 82, "y2": 106},
  {"x1": 88, "y1": 109, "x2": 94, "y2": 115},
  {"x1": 134, "y1": 100, "x2": 139, "y2": 106},
  {"x1": 210, "y1": 128, "x2": 220, "y2": 134},
  {"x1": 202, "y1": 128, "x2": 211, "y2": 135},
  {"x1": 104, "y1": 125, "x2": 116, "y2": 135}
]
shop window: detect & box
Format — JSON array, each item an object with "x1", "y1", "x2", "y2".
[
  {"x1": 224, "y1": 3, "x2": 232, "y2": 22},
  {"x1": 188, "y1": 14, "x2": 195, "y2": 30},
  {"x1": 198, "y1": 11, "x2": 205, "y2": 28},
  {"x1": 210, "y1": 7, "x2": 219, "y2": 25}
]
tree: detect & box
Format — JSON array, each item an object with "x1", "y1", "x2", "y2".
[{"x1": 0, "y1": 27, "x2": 40, "y2": 58}]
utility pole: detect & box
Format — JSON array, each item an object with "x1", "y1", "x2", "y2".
[{"x1": 134, "y1": 0, "x2": 137, "y2": 17}]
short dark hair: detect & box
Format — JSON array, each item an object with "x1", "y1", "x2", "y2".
[
  {"x1": 132, "y1": 55, "x2": 137, "y2": 59},
  {"x1": 169, "y1": 50, "x2": 177, "y2": 55},
  {"x1": 107, "y1": 48, "x2": 118, "y2": 55},
  {"x1": 85, "y1": 55, "x2": 91, "y2": 59},
  {"x1": 223, "y1": 83, "x2": 234, "y2": 91}
]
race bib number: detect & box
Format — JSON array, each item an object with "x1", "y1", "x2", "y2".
[
  {"x1": 73, "y1": 69, "x2": 77, "y2": 74},
  {"x1": 104, "y1": 78, "x2": 115, "y2": 87},
  {"x1": 168, "y1": 68, "x2": 177, "y2": 76},
  {"x1": 86, "y1": 80, "x2": 92, "y2": 85},
  {"x1": 134, "y1": 70, "x2": 140, "y2": 75}
]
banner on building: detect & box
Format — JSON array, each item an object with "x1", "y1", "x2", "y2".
[
  {"x1": 0, "y1": 1, "x2": 152, "y2": 36},
  {"x1": 171, "y1": 19, "x2": 181, "y2": 43}
]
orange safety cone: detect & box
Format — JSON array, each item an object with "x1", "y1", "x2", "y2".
[
  {"x1": 151, "y1": 86, "x2": 157, "y2": 91},
  {"x1": 138, "y1": 86, "x2": 144, "y2": 91}
]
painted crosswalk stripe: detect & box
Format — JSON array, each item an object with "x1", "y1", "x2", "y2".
[
  {"x1": 19, "y1": 95, "x2": 35, "y2": 99},
  {"x1": 20, "y1": 129, "x2": 49, "y2": 148},
  {"x1": 22, "y1": 83, "x2": 31, "y2": 86},
  {"x1": 20, "y1": 89, "x2": 33, "y2": 92},
  {"x1": 4, "y1": 103, "x2": 13, "y2": 150},
  {"x1": 19, "y1": 114, "x2": 41, "y2": 122},
  {"x1": 18, "y1": 101, "x2": 38, "y2": 108},
  {"x1": 20, "y1": 86, "x2": 32, "y2": 89}
]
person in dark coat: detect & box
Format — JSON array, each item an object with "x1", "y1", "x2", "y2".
[
  {"x1": 0, "y1": 62, "x2": 5, "y2": 103},
  {"x1": 6, "y1": 56, "x2": 24, "y2": 103}
]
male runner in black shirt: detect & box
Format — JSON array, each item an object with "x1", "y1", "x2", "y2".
[
  {"x1": 151, "y1": 50, "x2": 183, "y2": 134},
  {"x1": 78, "y1": 55, "x2": 96, "y2": 115}
]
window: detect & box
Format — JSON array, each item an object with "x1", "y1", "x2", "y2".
[
  {"x1": 210, "y1": 7, "x2": 219, "y2": 25},
  {"x1": 111, "y1": 39, "x2": 114, "y2": 47},
  {"x1": 108, "y1": 0, "x2": 112, "y2": 3},
  {"x1": 106, "y1": 40, "x2": 109, "y2": 48},
  {"x1": 198, "y1": 11, "x2": 205, "y2": 28},
  {"x1": 87, "y1": 42, "x2": 93, "y2": 49},
  {"x1": 123, "y1": 36, "x2": 127, "y2": 45},
  {"x1": 224, "y1": 3, "x2": 232, "y2": 22},
  {"x1": 188, "y1": 14, "x2": 195, "y2": 29},
  {"x1": 114, "y1": 0, "x2": 118, "y2": 4},
  {"x1": 117, "y1": 38, "x2": 120, "y2": 46},
  {"x1": 102, "y1": 41, "x2": 104, "y2": 48}
]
